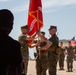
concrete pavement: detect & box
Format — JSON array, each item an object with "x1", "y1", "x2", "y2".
[{"x1": 27, "y1": 60, "x2": 76, "y2": 75}]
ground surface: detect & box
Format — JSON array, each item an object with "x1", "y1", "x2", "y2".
[{"x1": 27, "y1": 60, "x2": 76, "y2": 75}]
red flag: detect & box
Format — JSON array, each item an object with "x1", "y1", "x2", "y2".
[{"x1": 27, "y1": 0, "x2": 43, "y2": 45}]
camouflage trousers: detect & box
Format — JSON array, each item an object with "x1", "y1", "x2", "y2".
[
  {"x1": 59, "y1": 54, "x2": 65, "y2": 69},
  {"x1": 36, "y1": 55, "x2": 48, "y2": 75},
  {"x1": 22, "y1": 60, "x2": 28, "y2": 75},
  {"x1": 67, "y1": 56, "x2": 73, "y2": 70},
  {"x1": 48, "y1": 51, "x2": 58, "y2": 75},
  {"x1": 21, "y1": 51, "x2": 29, "y2": 75}
]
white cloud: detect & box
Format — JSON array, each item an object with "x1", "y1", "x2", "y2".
[
  {"x1": 12, "y1": 0, "x2": 76, "y2": 14},
  {"x1": 0, "y1": 0, "x2": 9, "y2": 2},
  {"x1": 43, "y1": 0, "x2": 76, "y2": 9},
  {"x1": 12, "y1": 4, "x2": 29, "y2": 14},
  {"x1": 42, "y1": 0, "x2": 76, "y2": 13}
]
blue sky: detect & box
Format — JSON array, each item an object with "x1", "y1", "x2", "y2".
[{"x1": 0, "y1": 0, "x2": 76, "y2": 58}]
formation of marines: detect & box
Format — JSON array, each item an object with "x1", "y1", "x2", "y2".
[{"x1": 18, "y1": 25, "x2": 76, "y2": 75}]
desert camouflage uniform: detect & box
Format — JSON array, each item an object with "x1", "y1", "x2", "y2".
[
  {"x1": 58, "y1": 48, "x2": 65, "y2": 70},
  {"x1": 48, "y1": 34, "x2": 59, "y2": 75},
  {"x1": 36, "y1": 41, "x2": 48, "y2": 75},
  {"x1": 74, "y1": 46, "x2": 76, "y2": 61},
  {"x1": 18, "y1": 34, "x2": 29, "y2": 75},
  {"x1": 66, "y1": 46, "x2": 74, "y2": 71}
]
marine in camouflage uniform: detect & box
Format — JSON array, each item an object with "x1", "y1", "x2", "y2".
[
  {"x1": 66, "y1": 41, "x2": 74, "y2": 72},
  {"x1": 36, "y1": 42, "x2": 48, "y2": 75},
  {"x1": 48, "y1": 27, "x2": 59, "y2": 75},
  {"x1": 18, "y1": 34, "x2": 29, "y2": 75},
  {"x1": 58, "y1": 42, "x2": 65, "y2": 70},
  {"x1": 18, "y1": 25, "x2": 38, "y2": 75},
  {"x1": 36, "y1": 32, "x2": 48, "y2": 75},
  {"x1": 38, "y1": 26, "x2": 59, "y2": 75},
  {"x1": 74, "y1": 46, "x2": 76, "y2": 61},
  {"x1": 18, "y1": 25, "x2": 29, "y2": 75}
]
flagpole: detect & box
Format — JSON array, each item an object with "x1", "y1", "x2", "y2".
[{"x1": 37, "y1": 10, "x2": 41, "y2": 59}]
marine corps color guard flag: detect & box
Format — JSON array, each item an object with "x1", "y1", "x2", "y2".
[{"x1": 27, "y1": 0, "x2": 43, "y2": 45}]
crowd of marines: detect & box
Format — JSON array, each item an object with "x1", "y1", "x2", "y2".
[{"x1": 18, "y1": 25, "x2": 76, "y2": 75}]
